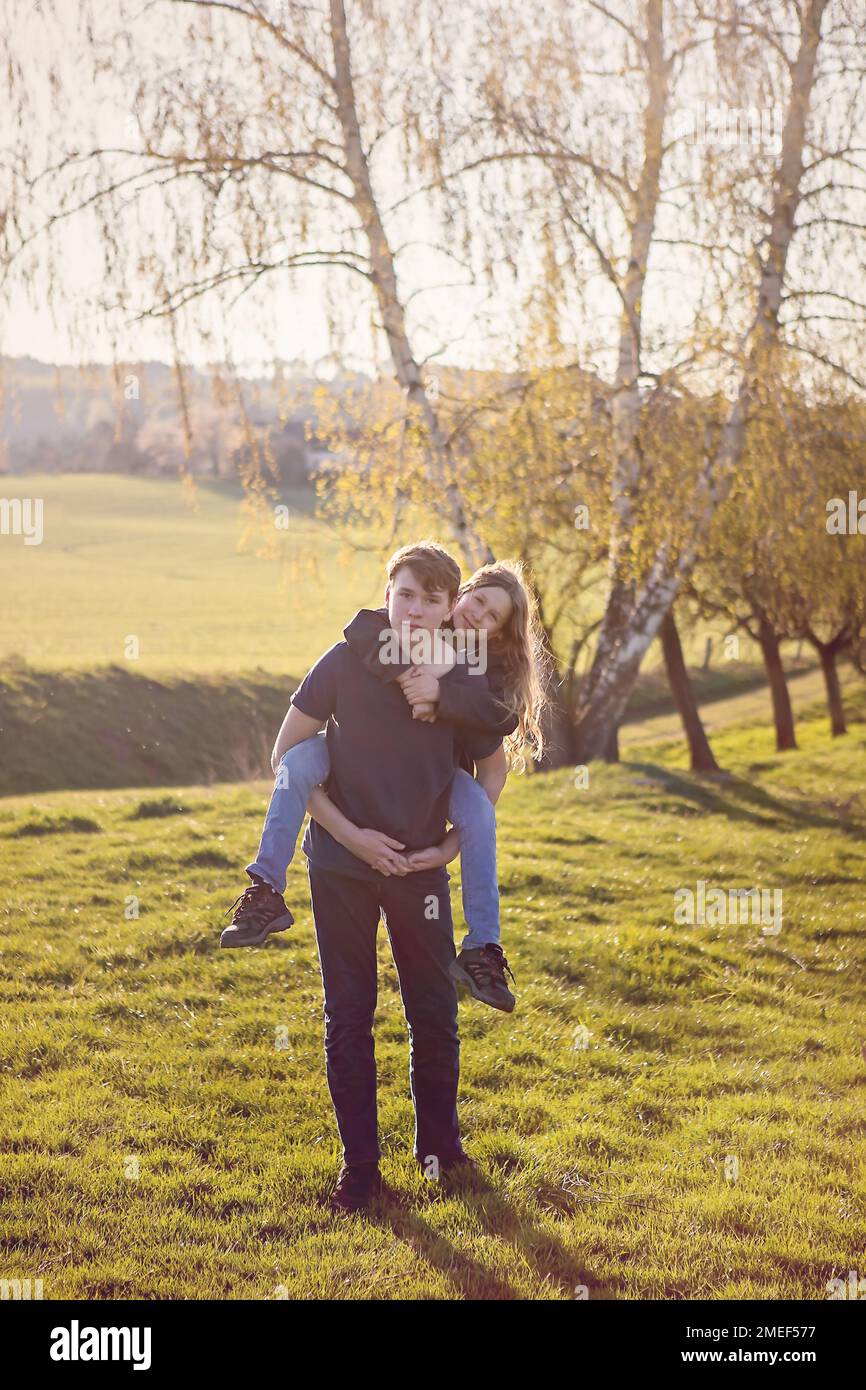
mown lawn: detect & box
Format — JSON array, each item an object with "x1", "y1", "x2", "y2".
[{"x1": 1, "y1": 701, "x2": 864, "y2": 1300}]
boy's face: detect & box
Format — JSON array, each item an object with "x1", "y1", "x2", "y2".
[{"x1": 385, "y1": 564, "x2": 456, "y2": 634}]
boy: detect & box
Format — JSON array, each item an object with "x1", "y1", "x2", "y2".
[
  {"x1": 229, "y1": 542, "x2": 503, "y2": 1211},
  {"x1": 222, "y1": 570, "x2": 517, "y2": 1010}
]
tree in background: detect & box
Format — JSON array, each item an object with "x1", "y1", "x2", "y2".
[
  {"x1": 3, "y1": 0, "x2": 865, "y2": 766},
  {"x1": 1, "y1": 0, "x2": 495, "y2": 560},
  {"x1": 453, "y1": 0, "x2": 865, "y2": 757},
  {"x1": 781, "y1": 396, "x2": 866, "y2": 737},
  {"x1": 693, "y1": 385, "x2": 866, "y2": 749}
]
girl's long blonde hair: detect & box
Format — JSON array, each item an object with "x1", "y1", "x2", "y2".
[{"x1": 457, "y1": 559, "x2": 551, "y2": 766}]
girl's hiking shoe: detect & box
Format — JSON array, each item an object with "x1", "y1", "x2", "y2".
[
  {"x1": 219, "y1": 874, "x2": 294, "y2": 948},
  {"x1": 328, "y1": 1162, "x2": 383, "y2": 1212},
  {"x1": 449, "y1": 944, "x2": 516, "y2": 1012}
]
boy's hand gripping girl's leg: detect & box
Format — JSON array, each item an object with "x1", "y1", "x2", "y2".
[{"x1": 220, "y1": 733, "x2": 330, "y2": 948}]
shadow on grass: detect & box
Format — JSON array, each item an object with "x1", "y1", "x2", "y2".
[
  {"x1": 624, "y1": 761, "x2": 865, "y2": 841},
  {"x1": 358, "y1": 1176, "x2": 611, "y2": 1301}
]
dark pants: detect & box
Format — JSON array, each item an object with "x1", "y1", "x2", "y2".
[{"x1": 307, "y1": 862, "x2": 463, "y2": 1168}]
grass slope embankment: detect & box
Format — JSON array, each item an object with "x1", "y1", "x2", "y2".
[
  {"x1": 4, "y1": 471, "x2": 833, "y2": 796},
  {"x1": 0, "y1": 699, "x2": 864, "y2": 1299},
  {"x1": 0, "y1": 659, "x2": 292, "y2": 795},
  {"x1": 622, "y1": 661, "x2": 860, "y2": 752},
  {"x1": 1, "y1": 651, "x2": 855, "y2": 797}
]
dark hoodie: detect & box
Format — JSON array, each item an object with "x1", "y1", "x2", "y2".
[{"x1": 342, "y1": 606, "x2": 518, "y2": 773}]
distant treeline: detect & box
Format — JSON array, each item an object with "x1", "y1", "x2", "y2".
[{"x1": 0, "y1": 355, "x2": 367, "y2": 484}]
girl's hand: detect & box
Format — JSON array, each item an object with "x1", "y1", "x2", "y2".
[
  {"x1": 397, "y1": 668, "x2": 441, "y2": 705},
  {"x1": 411, "y1": 701, "x2": 438, "y2": 723},
  {"x1": 349, "y1": 828, "x2": 412, "y2": 876},
  {"x1": 405, "y1": 844, "x2": 448, "y2": 871}
]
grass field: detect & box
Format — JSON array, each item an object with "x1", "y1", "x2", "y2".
[
  {"x1": 3, "y1": 472, "x2": 783, "y2": 679},
  {"x1": 0, "y1": 660, "x2": 291, "y2": 796},
  {"x1": 620, "y1": 661, "x2": 861, "y2": 753},
  {"x1": 1, "y1": 696, "x2": 864, "y2": 1300},
  {"x1": 1, "y1": 650, "x2": 849, "y2": 798},
  {"x1": 4, "y1": 471, "x2": 841, "y2": 799},
  {"x1": 0, "y1": 474, "x2": 385, "y2": 676}
]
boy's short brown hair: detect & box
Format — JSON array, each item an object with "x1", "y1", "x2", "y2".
[{"x1": 386, "y1": 540, "x2": 462, "y2": 601}]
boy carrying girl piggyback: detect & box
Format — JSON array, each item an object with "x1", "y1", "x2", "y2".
[
  {"x1": 218, "y1": 541, "x2": 549, "y2": 1209},
  {"x1": 221, "y1": 541, "x2": 548, "y2": 1009}
]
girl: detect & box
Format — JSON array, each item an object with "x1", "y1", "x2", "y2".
[{"x1": 222, "y1": 560, "x2": 549, "y2": 1012}]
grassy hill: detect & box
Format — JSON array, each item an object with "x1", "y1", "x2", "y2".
[
  {"x1": 620, "y1": 661, "x2": 862, "y2": 754},
  {"x1": 0, "y1": 659, "x2": 291, "y2": 796},
  {"x1": 1, "y1": 698, "x2": 863, "y2": 1299},
  {"x1": 0, "y1": 474, "x2": 385, "y2": 675},
  {"x1": 3, "y1": 471, "x2": 795, "y2": 676},
  {"x1": 1, "y1": 654, "x2": 857, "y2": 798},
  {"x1": 4, "y1": 472, "x2": 848, "y2": 795}
]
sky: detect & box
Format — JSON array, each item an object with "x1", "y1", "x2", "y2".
[
  {"x1": 3, "y1": 0, "x2": 861, "y2": 394},
  {"x1": 0, "y1": 1, "x2": 550, "y2": 377},
  {"x1": 0, "y1": 0, "x2": 654, "y2": 381}
]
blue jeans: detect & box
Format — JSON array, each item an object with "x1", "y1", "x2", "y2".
[{"x1": 247, "y1": 734, "x2": 500, "y2": 950}]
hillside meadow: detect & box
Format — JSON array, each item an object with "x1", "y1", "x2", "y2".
[
  {"x1": 0, "y1": 474, "x2": 382, "y2": 676},
  {"x1": 1, "y1": 471, "x2": 837, "y2": 797},
  {"x1": 2, "y1": 471, "x2": 781, "y2": 678},
  {"x1": 1, "y1": 698, "x2": 864, "y2": 1299}
]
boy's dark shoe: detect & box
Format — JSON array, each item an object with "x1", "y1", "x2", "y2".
[
  {"x1": 219, "y1": 874, "x2": 294, "y2": 948},
  {"x1": 418, "y1": 1150, "x2": 489, "y2": 1192},
  {"x1": 328, "y1": 1162, "x2": 383, "y2": 1213},
  {"x1": 449, "y1": 944, "x2": 516, "y2": 1012},
  {"x1": 418, "y1": 1149, "x2": 480, "y2": 1180}
]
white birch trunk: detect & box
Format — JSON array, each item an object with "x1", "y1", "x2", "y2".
[
  {"x1": 329, "y1": 0, "x2": 491, "y2": 569},
  {"x1": 578, "y1": 0, "x2": 670, "y2": 752},
  {"x1": 577, "y1": 0, "x2": 829, "y2": 761}
]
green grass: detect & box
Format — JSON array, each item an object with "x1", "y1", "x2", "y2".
[
  {"x1": 3, "y1": 472, "x2": 789, "y2": 680},
  {"x1": 0, "y1": 474, "x2": 384, "y2": 675},
  {"x1": 5, "y1": 470, "x2": 834, "y2": 792},
  {"x1": 0, "y1": 659, "x2": 291, "y2": 796},
  {"x1": 622, "y1": 662, "x2": 862, "y2": 755},
  {"x1": 1, "y1": 700, "x2": 864, "y2": 1299},
  {"x1": 0, "y1": 647, "x2": 853, "y2": 798},
  {"x1": 2, "y1": 473, "x2": 840, "y2": 797}
]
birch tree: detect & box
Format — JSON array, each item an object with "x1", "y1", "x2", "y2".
[
  {"x1": 459, "y1": 0, "x2": 865, "y2": 760},
  {"x1": 577, "y1": 0, "x2": 847, "y2": 758},
  {"x1": 1, "y1": 0, "x2": 491, "y2": 563}
]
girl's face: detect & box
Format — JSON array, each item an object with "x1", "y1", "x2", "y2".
[{"x1": 452, "y1": 584, "x2": 513, "y2": 638}]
